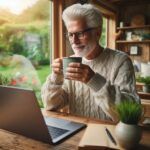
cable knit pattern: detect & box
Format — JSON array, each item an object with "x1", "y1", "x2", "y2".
[{"x1": 41, "y1": 48, "x2": 140, "y2": 121}]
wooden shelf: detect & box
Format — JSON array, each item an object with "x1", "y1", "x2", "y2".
[
  {"x1": 116, "y1": 40, "x2": 150, "y2": 44},
  {"x1": 138, "y1": 92, "x2": 150, "y2": 100},
  {"x1": 117, "y1": 25, "x2": 150, "y2": 30}
]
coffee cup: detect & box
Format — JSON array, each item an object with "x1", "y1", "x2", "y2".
[{"x1": 62, "y1": 57, "x2": 82, "y2": 77}]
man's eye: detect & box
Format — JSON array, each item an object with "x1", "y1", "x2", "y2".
[
  {"x1": 68, "y1": 33, "x2": 73, "y2": 37},
  {"x1": 78, "y1": 32, "x2": 83, "y2": 37}
]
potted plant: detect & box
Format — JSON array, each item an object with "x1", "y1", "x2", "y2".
[
  {"x1": 136, "y1": 76, "x2": 150, "y2": 93},
  {"x1": 115, "y1": 100, "x2": 143, "y2": 149}
]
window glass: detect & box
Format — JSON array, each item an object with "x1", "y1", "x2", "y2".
[
  {"x1": 0, "y1": 0, "x2": 51, "y2": 107},
  {"x1": 99, "y1": 17, "x2": 107, "y2": 47}
]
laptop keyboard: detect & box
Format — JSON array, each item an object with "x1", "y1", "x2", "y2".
[{"x1": 47, "y1": 125, "x2": 69, "y2": 139}]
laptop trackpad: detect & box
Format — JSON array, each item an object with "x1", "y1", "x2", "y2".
[
  {"x1": 44, "y1": 116, "x2": 73, "y2": 129},
  {"x1": 44, "y1": 116, "x2": 85, "y2": 130},
  {"x1": 44, "y1": 116, "x2": 86, "y2": 143}
]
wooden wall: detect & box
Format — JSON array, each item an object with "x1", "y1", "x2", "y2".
[
  {"x1": 116, "y1": 2, "x2": 150, "y2": 63},
  {"x1": 118, "y1": 3, "x2": 150, "y2": 26}
]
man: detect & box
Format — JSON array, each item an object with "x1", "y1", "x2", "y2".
[{"x1": 41, "y1": 3, "x2": 140, "y2": 121}]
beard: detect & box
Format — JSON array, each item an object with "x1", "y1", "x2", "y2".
[{"x1": 71, "y1": 42, "x2": 96, "y2": 57}]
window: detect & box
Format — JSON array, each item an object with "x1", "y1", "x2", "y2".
[
  {"x1": 0, "y1": 0, "x2": 51, "y2": 107},
  {"x1": 100, "y1": 17, "x2": 107, "y2": 47}
]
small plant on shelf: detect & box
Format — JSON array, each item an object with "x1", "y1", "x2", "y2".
[
  {"x1": 136, "y1": 76, "x2": 150, "y2": 93},
  {"x1": 136, "y1": 76, "x2": 150, "y2": 85}
]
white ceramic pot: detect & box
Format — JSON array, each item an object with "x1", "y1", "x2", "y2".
[{"x1": 115, "y1": 121, "x2": 142, "y2": 149}]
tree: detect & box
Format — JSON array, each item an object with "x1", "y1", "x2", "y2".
[{"x1": 16, "y1": 0, "x2": 50, "y2": 23}]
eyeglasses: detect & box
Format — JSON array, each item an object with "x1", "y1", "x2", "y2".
[{"x1": 66, "y1": 27, "x2": 95, "y2": 40}]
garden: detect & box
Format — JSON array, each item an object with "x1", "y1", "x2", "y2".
[
  {"x1": 0, "y1": 0, "x2": 51, "y2": 107},
  {"x1": 0, "y1": 22, "x2": 51, "y2": 107}
]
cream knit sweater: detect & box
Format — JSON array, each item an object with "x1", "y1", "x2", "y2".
[{"x1": 41, "y1": 48, "x2": 140, "y2": 121}]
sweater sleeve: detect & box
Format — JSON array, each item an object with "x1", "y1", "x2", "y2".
[
  {"x1": 87, "y1": 56, "x2": 140, "y2": 122},
  {"x1": 41, "y1": 72, "x2": 69, "y2": 110}
]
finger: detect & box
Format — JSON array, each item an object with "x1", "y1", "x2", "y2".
[
  {"x1": 52, "y1": 63, "x2": 61, "y2": 68},
  {"x1": 52, "y1": 58, "x2": 63, "y2": 68},
  {"x1": 53, "y1": 68, "x2": 63, "y2": 74},
  {"x1": 54, "y1": 58, "x2": 62, "y2": 63},
  {"x1": 66, "y1": 69, "x2": 91, "y2": 83},
  {"x1": 66, "y1": 67, "x2": 82, "y2": 73},
  {"x1": 68, "y1": 62, "x2": 82, "y2": 68},
  {"x1": 52, "y1": 58, "x2": 63, "y2": 74},
  {"x1": 53, "y1": 58, "x2": 62, "y2": 65},
  {"x1": 66, "y1": 72, "x2": 82, "y2": 78}
]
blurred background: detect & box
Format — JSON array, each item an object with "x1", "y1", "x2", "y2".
[{"x1": 0, "y1": 0, "x2": 51, "y2": 107}]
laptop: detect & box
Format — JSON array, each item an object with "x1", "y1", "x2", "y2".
[{"x1": 0, "y1": 85, "x2": 86, "y2": 144}]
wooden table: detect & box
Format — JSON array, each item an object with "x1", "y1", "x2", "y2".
[{"x1": 0, "y1": 110, "x2": 149, "y2": 150}]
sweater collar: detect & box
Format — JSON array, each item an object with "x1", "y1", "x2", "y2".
[{"x1": 83, "y1": 47, "x2": 106, "y2": 63}]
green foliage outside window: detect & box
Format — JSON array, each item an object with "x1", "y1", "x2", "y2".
[
  {"x1": 0, "y1": 23, "x2": 50, "y2": 66},
  {"x1": 0, "y1": 0, "x2": 51, "y2": 108},
  {"x1": 100, "y1": 17, "x2": 107, "y2": 47}
]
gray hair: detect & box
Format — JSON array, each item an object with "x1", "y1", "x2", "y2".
[{"x1": 62, "y1": 3, "x2": 103, "y2": 28}]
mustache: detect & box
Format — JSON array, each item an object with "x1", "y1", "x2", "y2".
[{"x1": 72, "y1": 44, "x2": 84, "y2": 48}]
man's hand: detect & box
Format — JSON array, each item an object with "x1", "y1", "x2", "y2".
[
  {"x1": 66, "y1": 62, "x2": 95, "y2": 83},
  {"x1": 51, "y1": 58, "x2": 63, "y2": 75}
]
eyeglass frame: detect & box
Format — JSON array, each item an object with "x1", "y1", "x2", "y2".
[{"x1": 65, "y1": 27, "x2": 96, "y2": 40}]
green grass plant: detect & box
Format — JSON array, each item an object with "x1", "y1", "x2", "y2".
[
  {"x1": 116, "y1": 100, "x2": 142, "y2": 125},
  {"x1": 36, "y1": 65, "x2": 50, "y2": 84},
  {"x1": 0, "y1": 66, "x2": 13, "y2": 76}
]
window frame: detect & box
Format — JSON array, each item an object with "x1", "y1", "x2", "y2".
[
  {"x1": 91, "y1": 0, "x2": 117, "y2": 49},
  {"x1": 51, "y1": 0, "x2": 66, "y2": 59}
]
